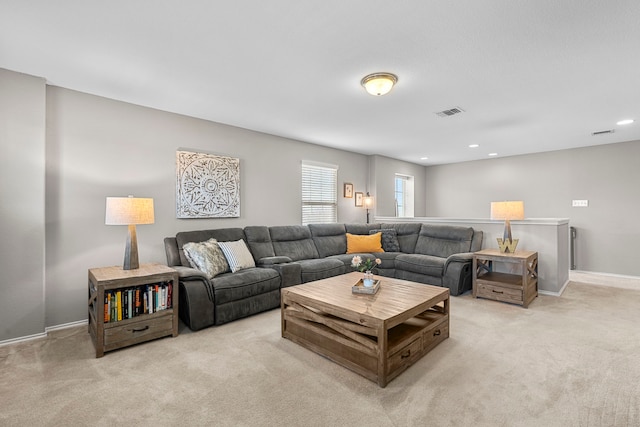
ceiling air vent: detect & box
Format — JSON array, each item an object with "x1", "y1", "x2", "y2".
[
  {"x1": 591, "y1": 129, "x2": 615, "y2": 136},
  {"x1": 436, "y1": 107, "x2": 465, "y2": 118}
]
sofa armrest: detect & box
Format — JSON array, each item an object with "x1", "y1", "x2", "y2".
[
  {"x1": 171, "y1": 266, "x2": 215, "y2": 330},
  {"x1": 172, "y1": 265, "x2": 209, "y2": 280},
  {"x1": 179, "y1": 278, "x2": 215, "y2": 331},
  {"x1": 256, "y1": 256, "x2": 293, "y2": 266},
  {"x1": 261, "y1": 262, "x2": 302, "y2": 288},
  {"x1": 442, "y1": 253, "x2": 475, "y2": 296},
  {"x1": 443, "y1": 252, "x2": 474, "y2": 269}
]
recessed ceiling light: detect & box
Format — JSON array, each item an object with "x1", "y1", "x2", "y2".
[
  {"x1": 469, "y1": 144, "x2": 479, "y2": 148},
  {"x1": 420, "y1": 157, "x2": 429, "y2": 160},
  {"x1": 617, "y1": 119, "x2": 634, "y2": 125},
  {"x1": 488, "y1": 153, "x2": 498, "y2": 157}
]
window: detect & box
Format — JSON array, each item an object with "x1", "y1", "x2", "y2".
[
  {"x1": 301, "y1": 161, "x2": 337, "y2": 224},
  {"x1": 395, "y1": 174, "x2": 414, "y2": 217}
]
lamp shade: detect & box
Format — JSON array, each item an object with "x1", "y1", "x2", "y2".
[
  {"x1": 105, "y1": 196, "x2": 154, "y2": 270},
  {"x1": 364, "y1": 194, "x2": 374, "y2": 208},
  {"x1": 361, "y1": 73, "x2": 398, "y2": 96},
  {"x1": 105, "y1": 197, "x2": 155, "y2": 225},
  {"x1": 490, "y1": 201, "x2": 524, "y2": 221}
]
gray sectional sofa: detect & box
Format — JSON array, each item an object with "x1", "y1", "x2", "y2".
[{"x1": 164, "y1": 222, "x2": 482, "y2": 331}]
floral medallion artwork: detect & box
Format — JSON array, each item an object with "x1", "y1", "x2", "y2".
[{"x1": 176, "y1": 150, "x2": 240, "y2": 218}]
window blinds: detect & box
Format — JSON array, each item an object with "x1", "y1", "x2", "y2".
[{"x1": 302, "y1": 162, "x2": 337, "y2": 225}]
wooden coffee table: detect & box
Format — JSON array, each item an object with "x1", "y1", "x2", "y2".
[{"x1": 281, "y1": 272, "x2": 449, "y2": 387}]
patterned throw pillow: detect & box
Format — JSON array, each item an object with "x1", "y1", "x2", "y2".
[
  {"x1": 183, "y1": 238, "x2": 230, "y2": 279},
  {"x1": 217, "y1": 239, "x2": 256, "y2": 273},
  {"x1": 371, "y1": 228, "x2": 401, "y2": 252}
]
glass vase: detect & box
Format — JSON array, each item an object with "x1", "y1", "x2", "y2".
[{"x1": 363, "y1": 270, "x2": 375, "y2": 287}]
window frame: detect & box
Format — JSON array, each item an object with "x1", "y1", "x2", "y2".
[{"x1": 395, "y1": 173, "x2": 415, "y2": 218}]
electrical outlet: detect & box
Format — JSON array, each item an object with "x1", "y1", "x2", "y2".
[{"x1": 572, "y1": 200, "x2": 589, "y2": 207}]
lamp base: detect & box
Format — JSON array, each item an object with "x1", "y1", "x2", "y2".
[
  {"x1": 497, "y1": 238, "x2": 519, "y2": 253},
  {"x1": 123, "y1": 224, "x2": 140, "y2": 270}
]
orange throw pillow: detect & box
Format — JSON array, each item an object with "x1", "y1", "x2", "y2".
[{"x1": 346, "y1": 232, "x2": 384, "y2": 253}]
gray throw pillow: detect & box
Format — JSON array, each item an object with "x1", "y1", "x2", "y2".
[
  {"x1": 371, "y1": 228, "x2": 400, "y2": 252},
  {"x1": 183, "y1": 238, "x2": 230, "y2": 279}
]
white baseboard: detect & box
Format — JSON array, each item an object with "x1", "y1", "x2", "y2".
[
  {"x1": 539, "y1": 278, "x2": 571, "y2": 297},
  {"x1": 45, "y1": 319, "x2": 87, "y2": 332},
  {"x1": 570, "y1": 270, "x2": 640, "y2": 290},
  {"x1": 0, "y1": 331, "x2": 48, "y2": 347},
  {"x1": 0, "y1": 319, "x2": 88, "y2": 347}
]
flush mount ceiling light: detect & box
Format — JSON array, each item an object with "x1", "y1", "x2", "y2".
[
  {"x1": 617, "y1": 119, "x2": 634, "y2": 125},
  {"x1": 360, "y1": 72, "x2": 398, "y2": 96}
]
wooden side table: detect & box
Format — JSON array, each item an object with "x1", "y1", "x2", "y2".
[
  {"x1": 88, "y1": 263, "x2": 179, "y2": 357},
  {"x1": 472, "y1": 249, "x2": 538, "y2": 308}
]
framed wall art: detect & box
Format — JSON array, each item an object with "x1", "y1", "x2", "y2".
[
  {"x1": 344, "y1": 183, "x2": 353, "y2": 198},
  {"x1": 176, "y1": 150, "x2": 240, "y2": 218},
  {"x1": 355, "y1": 192, "x2": 364, "y2": 207}
]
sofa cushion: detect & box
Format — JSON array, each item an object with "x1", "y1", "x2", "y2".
[
  {"x1": 296, "y1": 258, "x2": 345, "y2": 283},
  {"x1": 370, "y1": 228, "x2": 400, "y2": 252},
  {"x1": 244, "y1": 226, "x2": 275, "y2": 260},
  {"x1": 380, "y1": 223, "x2": 422, "y2": 253},
  {"x1": 212, "y1": 268, "x2": 281, "y2": 305},
  {"x1": 344, "y1": 223, "x2": 381, "y2": 235},
  {"x1": 269, "y1": 225, "x2": 319, "y2": 261},
  {"x1": 308, "y1": 223, "x2": 347, "y2": 258},
  {"x1": 346, "y1": 232, "x2": 384, "y2": 253},
  {"x1": 395, "y1": 253, "x2": 445, "y2": 277},
  {"x1": 182, "y1": 238, "x2": 230, "y2": 278},
  {"x1": 414, "y1": 224, "x2": 474, "y2": 258},
  {"x1": 371, "y1": 251, "x2": 399, "y2": 269},
  {"x1": 218, "y1": 240, "x2": 257, "y2": 273},
  {"x1": 327, "y1": 253, "x2": 379, "y2": 269},
  {"x1": 176, "y1": 228, "x2": 246, "y2": 266}
]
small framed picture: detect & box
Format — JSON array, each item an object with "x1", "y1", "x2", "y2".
[
  {"x1": 355, "y1": 192, "x2": 364, "y2": 207},
  {"x1": 344, "y1": 183, "x2": 354, "y2": 198}
]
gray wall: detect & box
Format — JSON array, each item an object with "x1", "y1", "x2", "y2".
[
  {"x1": 0, "y1": 69, "x2": 46, "y2": 341},
  {"x1": 369, "y1": 155, "x2": 427, "y2": 218},
  {"x1": 424, "y1": 141, "x2": 640, "y2": 276},
  {"x1": 43, "y1": 86, "x2": 378, "y2": 330},
  {"x1": 0, "y1": 65, "x2": 429, "y2": 342}
]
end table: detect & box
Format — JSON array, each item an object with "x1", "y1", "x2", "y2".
[
  {"x1": 88, "y1": 263, "x2": 179, "y2": 357},
  {"x1": 472, "y1": 249, "x2": 538, "y2": 308}
]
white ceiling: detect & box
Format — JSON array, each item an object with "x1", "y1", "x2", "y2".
[{"x1": 2, "y1": 0, "x2": 639, "y2": 165}]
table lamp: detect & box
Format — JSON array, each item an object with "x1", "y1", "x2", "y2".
[
  {"x1": 105, "y1": 196, "x2": 155, "y2": 270},
  {"x1": 490, "y1": 201, "x2": 524, "y2": 253}
]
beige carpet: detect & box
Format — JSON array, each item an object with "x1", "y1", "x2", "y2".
[{"x1": 1, "y1": 282, "x2": 639, "y2": 426}]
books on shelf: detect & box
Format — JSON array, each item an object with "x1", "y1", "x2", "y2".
[{"x1": 103, "y1": 281, "x2": 173, "y2": 323}]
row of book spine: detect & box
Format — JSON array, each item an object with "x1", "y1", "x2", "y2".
[{"x1": 104, "y1": 282, "x2": 173, "y2": 323}]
